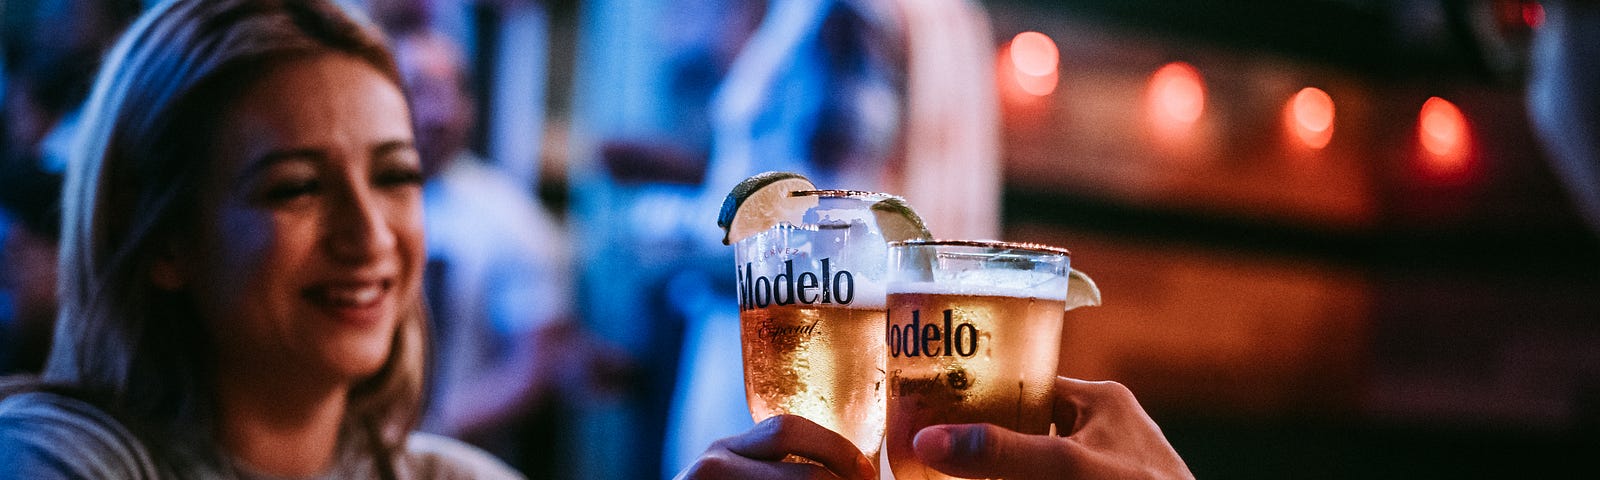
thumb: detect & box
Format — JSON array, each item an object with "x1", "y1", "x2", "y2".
[{"x1": 912, "y1": 423, "x2": 1070, "y2": 479}]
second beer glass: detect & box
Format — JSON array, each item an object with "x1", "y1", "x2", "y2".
[
  {"x1": 732, "y1": 190, "x2": 895, "y2": 459},
  {"x1": 883, "y1": 240, "x2": 1073, "y2": 480}
]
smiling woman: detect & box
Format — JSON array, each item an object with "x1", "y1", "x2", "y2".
[
  {"x1": 183, "y1": 54, "x2": 424, "y2": 392},
  {"x1": 0, "y1": 0, "x2": 519, "y2": 478}
]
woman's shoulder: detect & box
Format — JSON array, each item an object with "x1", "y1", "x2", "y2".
[
  {"x1": 0, "y1": 390, "x2": 162, "y2": 479},
  {"x1": 395, "y1": 432, "x2": 526, "y2": 480}
]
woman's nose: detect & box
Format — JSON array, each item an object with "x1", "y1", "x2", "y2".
[{"x1": 325, "y1": 183, "x2": 397, "y2": 263}]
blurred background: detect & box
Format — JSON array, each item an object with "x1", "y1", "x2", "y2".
[{"x1": 3, "y1": 0, "x2": 1596, "y2": 478}]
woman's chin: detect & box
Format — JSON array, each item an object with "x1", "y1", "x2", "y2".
[{"x1": 334, "y1": 344, "x2": 395, "y2": 381}]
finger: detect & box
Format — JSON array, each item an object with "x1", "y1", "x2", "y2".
[
  {"x1": 721, "y1": 415, "x2": 875, "y2": 480},
  {"x1": 912, "y1": 423, "x2": 1074, "y2": 479},
  {"x1": 1053, "y1": 377, "x2": 1140, "y2": 435},
  {"x1": 1053, "y1": 377, "x2": 1183, "y2": 467}
]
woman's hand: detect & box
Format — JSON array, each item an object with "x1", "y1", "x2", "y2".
[
  {"x1": 911, "y1": 377, "x2": 1193, "y2": 479},
  {"x1": 677, "y1": 414, "x2": 876, "y2": 480}
]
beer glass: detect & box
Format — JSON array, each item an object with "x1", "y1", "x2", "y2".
[
  {"x1": 883, "y1": 240, "x2": 1073, "y2": 480},
  {"x1": 732, "y1": 190, "x2": 895, "y2": 458}
]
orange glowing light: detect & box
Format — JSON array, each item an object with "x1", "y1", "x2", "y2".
[
  {"x1": 1146, "y1": 62, "x2": 1205, "y2": 135},
  {"x1": 1010, "y1": 32, "x2": 1059, "y2": 77},
  {"x1": 1285, "y1": 87, "x2": 1335, "y2": 150},
  {"x1": 1418, "y1": 96, "x2": 1472, "y2": 177},
  {"x1": 1420, "y1": 97, "x2": 1467, "y2": 156},
  {"x1": 1016, "y1": 69, "x2": 1058, "y2": 97},
  {"x1": 999, "y1": 33, "x2": 1060, "y2": 98}
]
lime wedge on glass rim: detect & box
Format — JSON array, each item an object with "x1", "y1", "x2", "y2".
[
  {"x1": 869, "y1": 195, "x2": 932, "y2": 242},
  {"x1": 718, "y1": 171, "x2": 936, "y2": 245},
  {"x1": 718, "y1": 171, "x2": 819, "y2": 245},
  {"x1": 1065, "y1": 268, "x2": 1102, "y2": 311}
]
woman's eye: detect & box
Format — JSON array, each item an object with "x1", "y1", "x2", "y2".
[
  {"x1": 376, "y1": 168, "x2": 425, "y2": 188},
  {"x1": 259, "y1": 180, "x2": 320, "y2": 202}
]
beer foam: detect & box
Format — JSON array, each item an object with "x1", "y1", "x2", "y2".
[
  {"x1": 887, "y1": 271, "x2": 1070, "y2": 302},
  {"x1": 851, "y1": 281, "x2": 887, "y2": 309}
]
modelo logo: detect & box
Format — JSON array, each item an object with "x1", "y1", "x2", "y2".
[
  {"x1": 888, "y1": 309, "x2": 979, "y2": 358},
  {"x1": 757, "y1": 321, "x2": 817, "y2": 340},
  {"x1": 736, "y1": 258, "x2": 855, "y2": 311}
]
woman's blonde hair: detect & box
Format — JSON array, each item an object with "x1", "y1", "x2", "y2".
[{"x1": 45, "y1": 0, "x2": 425, "y2": 469}]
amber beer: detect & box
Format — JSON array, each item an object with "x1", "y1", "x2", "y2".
[
  {"x1": 732, "y1": 190, "x2": 897, "y2": 458},
  {"x1": 884, "y1": 240, "x2": 1072, "y2": 480},
  {"x1": 739, "y1": 302, "x2": 887, "y2": 457}
]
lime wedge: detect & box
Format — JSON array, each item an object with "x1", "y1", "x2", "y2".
[
  {"x1": 718, "y1": 171, "x2": 818, "y2": 245},
  {"x1": 869, "y1": 195, "x2": 933, "y2": 242},
  {"x1": 1064, "y1": 269, "x2": 1102, "y2": 311}
]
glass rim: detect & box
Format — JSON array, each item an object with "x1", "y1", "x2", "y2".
[
  {"x1": 790, "y1": 189, "x2": 890, "y2": 199},
  {"x1": 887, "y1": 239, "x2": 1071, "y2": 257}
]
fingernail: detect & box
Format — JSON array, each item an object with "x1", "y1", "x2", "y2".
[{"x1": 913, "y1": 426, "x2": 953, "y2": 463}]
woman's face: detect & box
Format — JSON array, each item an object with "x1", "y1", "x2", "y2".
[{"x1": 181, "y1": 54, "x2": 423, "y2": 383}]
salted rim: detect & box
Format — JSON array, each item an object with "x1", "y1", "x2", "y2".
[
  {"x1": 790, "y1": 189, "x2": 890, "y2": 199},
  {"x1": 887, "y1": 239, "x2": 1071, "y2": 257}
]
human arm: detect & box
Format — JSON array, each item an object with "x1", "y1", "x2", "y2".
[
  {"x1": 911, "y1": 377, "x2": 1193, "y2": 480},
  {"x1": 433, "y1": 320, "x2": 629, "y2": 441},
  {"x1": 425, "y1": 187, "x2": 629, "y2": 440},
  {"x1": 675, "y1": 414, "x2": 877, "y2": 480}
]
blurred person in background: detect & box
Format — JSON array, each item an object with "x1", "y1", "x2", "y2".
[
  {"x1": 0, "y1": 166, "x2": 60, "y2": 376},
  {"x1": 693, "y1": 0, "x2": 1002, "y2": 235},
  {"x1": 0, "y1": 0, "x2": 523, "y2": 476},
  {"x1": 557, "y1": 1, "x2": 777, "y2": 476},
  {"x1": 390, "y1": 27, "x2": 629, "y2": 476},
  {"x1": 1, "y1": 0, "x2": 138, "y2": 378},
  {"x1": 368, "y1": 0, "x2": 550, "y2": 190},
  {"x1": 1, "y1": 0, "x2": 140, "y2": 173}
]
